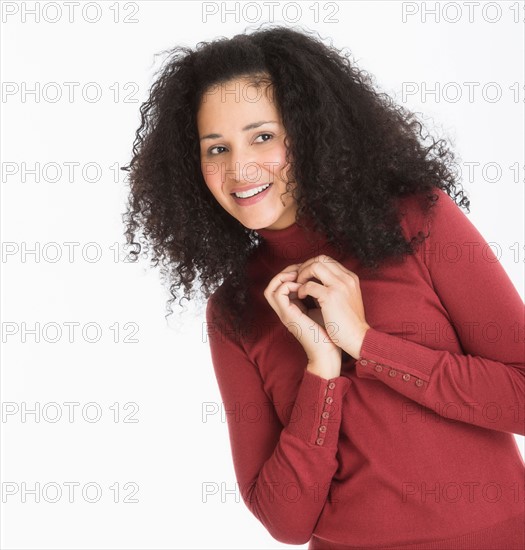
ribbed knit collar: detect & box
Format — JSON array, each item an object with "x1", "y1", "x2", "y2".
[{"x1": 254, "y1": 213, "x2": 345, "y2": 268}]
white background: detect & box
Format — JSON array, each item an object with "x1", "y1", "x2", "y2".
[{"x1": 1, "y1": 1, "x2": 524, "y2": 549}]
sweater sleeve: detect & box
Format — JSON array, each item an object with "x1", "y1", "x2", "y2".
[
  {"x1": 205, "y1": 297, "x2": 351, "y2": 545},
  {"x1": 356, "y1": 189, "x2": 525, "y2": 435}
]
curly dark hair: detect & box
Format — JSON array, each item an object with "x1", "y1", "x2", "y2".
[{"x1": 121, "y1": 24, "x2": 469, "y2": 333}]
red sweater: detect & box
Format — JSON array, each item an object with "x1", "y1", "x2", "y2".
[{"x1": 206, "y1": 188, "x2": 525, "y2": 549}]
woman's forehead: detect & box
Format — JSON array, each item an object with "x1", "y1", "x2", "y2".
[{"x1": 197, "y1": 80, "x2": 280, "y2": 126}]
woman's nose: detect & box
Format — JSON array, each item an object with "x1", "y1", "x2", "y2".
[{"x1": 226, "y1": 153, "x2": 262, "y2": 185}]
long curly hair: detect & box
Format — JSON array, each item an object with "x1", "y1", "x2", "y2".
[{"x1": 122, "y1": 24, "x2": 469, "y2": 333}]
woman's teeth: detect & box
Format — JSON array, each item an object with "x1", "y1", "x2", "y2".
[{"x1": 234, "y1": 183, "x2": 271, "y2": 199}]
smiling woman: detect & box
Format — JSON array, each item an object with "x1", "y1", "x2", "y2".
[
  {"x1": 197, "y1": 77, "x2": 298, "y2": 230},
  {"x1": 122, "y1": 25, "x2": 524, "y2": 550}
]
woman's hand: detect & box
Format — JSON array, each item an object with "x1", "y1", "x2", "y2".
[
  {"x1": 264, "y1": 263, "x2": 343, "y2": 374},
  {"x1": 295, "y1": 254, "x2": 370, "y2": 360}
]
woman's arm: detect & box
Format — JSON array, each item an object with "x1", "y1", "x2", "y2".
[
  {"x1": 205, "y1": 297, "x2": 350, "y2": 545},
  {"x1": 356, "y1": 188, "x2": 525, "y2": 435}
]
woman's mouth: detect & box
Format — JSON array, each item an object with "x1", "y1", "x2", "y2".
[{"x1": 231, "y1": 183, "x2": 273, "y2": 206}]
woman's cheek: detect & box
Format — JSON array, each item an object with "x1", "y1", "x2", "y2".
[
  {"x1": 201, "y1": 160, "x2": 216, "y2": 183},
  {"x1": 262, "y1": 149, "x2": 287, "y2": 182}
]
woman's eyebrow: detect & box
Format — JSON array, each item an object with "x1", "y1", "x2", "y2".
[{"x1": 200, "y1": 120, "x2": 278, "y2": 141}]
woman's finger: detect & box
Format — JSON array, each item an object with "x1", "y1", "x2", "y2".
[
  {"x1": 296, "y1": 259, "x2": 342, "y2": 287},
  {"x1": 273, "y1": 280, "x2": 307, "y2": 319},
  {"x1": 263, "y1": 263, "x2": 302, "y2": 300},
  {"x1": 296, "y1": 254, "x2": 349, "y2": 279},
  {"x1": 297, "y1": 279, "x2": 325, "y2": 301},
  {"x1": 264, "y1": 271, "x2": 297, "y2": 302}
]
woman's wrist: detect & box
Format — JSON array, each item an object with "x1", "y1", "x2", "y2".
[
  {"x1": 352, "y1": 323, "x2": 371, "y2": 359},
  {"x1": 306, "y1": 358, "x2": 342, "y2": 380},
  {"x1": 343, "y1": 323, "x2": 372, "y2": 359}
]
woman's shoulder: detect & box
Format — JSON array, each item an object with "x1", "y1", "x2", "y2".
[{"x1": 396, "y1": 187, "x2": 462, "y2": 242}]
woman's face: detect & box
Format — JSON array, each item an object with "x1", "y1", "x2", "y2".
[{"x1": 197, "y1": 78, "x2": 298, "y2": 231}]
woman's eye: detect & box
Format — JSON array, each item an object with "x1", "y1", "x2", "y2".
[
  {"x1": 208, "y1": 145, "x2": 227, "y2": 156},
  {"x1": 206, "y1": 133, "x2": 273, "y2": 156},
  {"x1": 254, "y1": 133, "x2": 273, "y2": 143}
]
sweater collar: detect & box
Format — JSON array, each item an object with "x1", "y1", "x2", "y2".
[{"x1": 254, "y1": 213, "x2": 344, "y2": 266}]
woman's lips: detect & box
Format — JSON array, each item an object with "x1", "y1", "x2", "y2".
[{"x1": 231, "y1": 183, "x2": 273, "y2": 206}]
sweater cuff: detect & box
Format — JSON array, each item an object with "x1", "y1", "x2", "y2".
[
  {"x1": 286, "y1": 369, "x2": 351, "y2": 448},
  {"x1": 355, "y1": 327, "x2": 438, "y2": 392}
]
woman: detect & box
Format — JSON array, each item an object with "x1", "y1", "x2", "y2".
[{"x1": 123, "y1": 26, "x2": 524, "y2": 549}]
